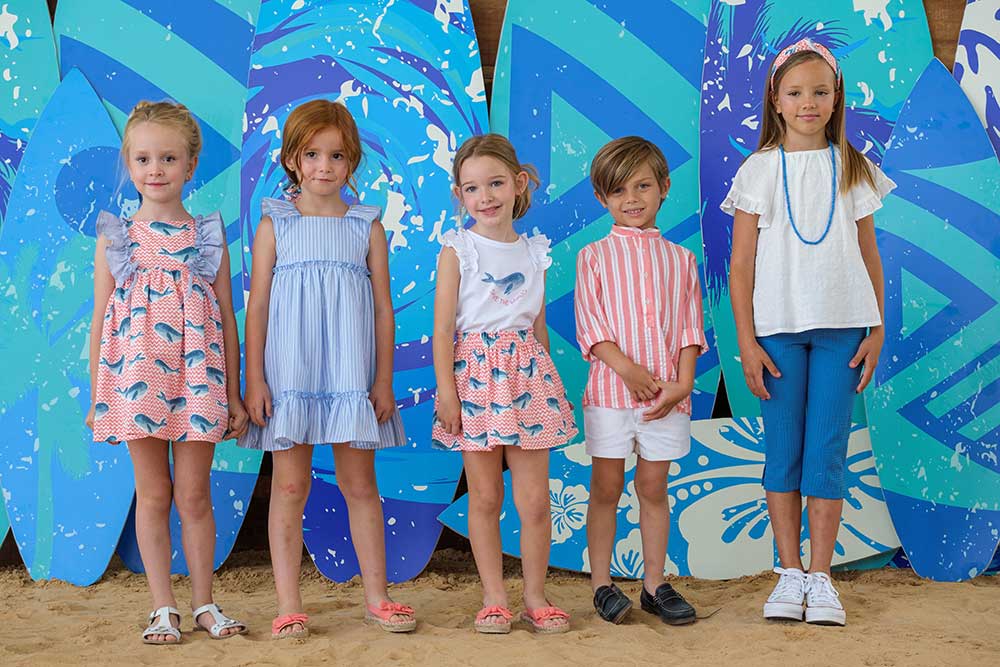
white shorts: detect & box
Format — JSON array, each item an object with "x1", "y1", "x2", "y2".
[{"x1": 583, "y1": 406, "x2": 691, "y2": 461}]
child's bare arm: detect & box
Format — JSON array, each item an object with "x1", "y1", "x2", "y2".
[
  {"x1": 433, "y1": 248, "x2": 462, "y2": 435},
  {"x1": 243, "y1": 216, "x2": 277, "y2": 427},
  {"x1": 86, "y1": 237, "x2": 116, "y2": 429},
  {"x1": 367, "y1": 220, "x2": 397, "y2": 423}
]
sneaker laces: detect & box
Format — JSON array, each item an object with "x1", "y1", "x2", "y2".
[
  {"x1": 806, "y1": 572, "x2": 842, "y2": 608},
  {"x1": 769, "y1": 566, "x2": 806, "y2": 602}
]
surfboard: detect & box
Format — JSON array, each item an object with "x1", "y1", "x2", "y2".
[
  {"x1": 0, "y1": 69, "x2": 137, "y2": 586},
  {"x1": 439, "y1": 418, "x2": 900, "y2": 578},
  {"x1": 242, "y1": 0, "x2": 487, "y2": 583},
  {"x1": 490, "y1": 0, "x2": 720, "y2": 421},
  {"x1": 53, "y1": 0, "x2": 262, "y2": 574},
  {"x1": 699, "y1": 0, "x2": 934, "y2": 418},
  {"x1": 954, "y1": 0, "x2": 1000, "y2": 160},
  {"x1": 0, "y1": 0, "x2": 61, "y2": 554},
  {"x1": 865, "y1": 58, "x2": 1000, "y2": 582},
  {"x1": 0, "y1": 0, "x2": 59, "y2": 227}
]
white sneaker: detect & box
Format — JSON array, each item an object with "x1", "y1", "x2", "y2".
[
  {"x1": 763, "y1": 566, "x2": 806, "y2": 621},
  {"x1": 805, "y1": 571, "x2": 846, "y2": 626}
]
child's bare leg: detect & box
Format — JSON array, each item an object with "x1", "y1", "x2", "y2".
[
  {"x1": 129, "y1": 437, "x2": 178, "y2": 642},
  {"x1": 462, "y1": 448, "x2": 508, "y2": 625},
  {"x1": 269, "y1": 444, "x2": 314, "y2": 636},
  {"x1": 587, "y1": 457, "x2": 625, "y2": 590}
]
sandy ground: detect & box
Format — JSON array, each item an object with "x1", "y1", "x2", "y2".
[{"x1": 0, "y1": 548, "x2": 997, "y2": 667}]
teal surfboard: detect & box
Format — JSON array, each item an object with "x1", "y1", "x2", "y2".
[
  {"x1": 866, "y1": 59, "x2": 1000, "y2": 582},
  {"x1": 0, "y1": 0, "x2": 59, "y2": 227},
  {"x1": 491, "y1": 0, "x2": 719, "y2": 420},
  {"x1": 699, "y1": 0, "x2": 934, "y2": 417},
  {"x1": 0, "y1": 69, "x2": 137, "y2": 585},
  {"x1": 242, "y1": 0, "x2": 487, "y2": 583},
  {"x1": 440, "y1": 418, "x2": 899, "y2": 578},
  {"x1": 53, "y1": 0, "x2": 262, "y2": 574},
  {"x1": 0, "y1": 0, "x2": 61, "y2": 552}
]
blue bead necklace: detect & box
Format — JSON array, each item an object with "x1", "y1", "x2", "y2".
[{"x1": 779, "y1": 142, "x2": 836, "y2": 245}]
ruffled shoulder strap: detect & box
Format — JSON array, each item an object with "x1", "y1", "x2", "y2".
[
  {"x1": 190, "y1": 211, "x2": 226, "y2": 282},
  {"x1": 525, "y1": 233, "x2": 553, "y2": 271},
  {"x1": 96, "y1": 210, "x2": 138, "y2": 284},
  {"x1": 439, "y1": 228, "x2": 478, "y2": 273},
  {"x1": 261, "y1": 197, "x2": 300, "y2": 220},
  {"x1": 346, "y1": 204, "x2": 381, "y2": 224}
]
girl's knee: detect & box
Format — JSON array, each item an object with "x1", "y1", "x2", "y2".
[
  {"x1": 338, "y1": 474, "x2": 379, "y2": 505},
  {"x1": 137, "y1": 478, "x2": 173, "y2": 513},
  {"x1": 469, "y1": 483, "x2": 504, "y2": 516},
  {"x1": 272, "y1": 477, "x2": 311, "y2": 507},
  {"x1": 173, "y1": 485, "x2": 212, "y2": 520}
]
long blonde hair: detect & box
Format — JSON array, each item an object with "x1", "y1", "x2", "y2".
[
  {"x1": 452, "y1": 134, "x2": 540, "y2": 220},
  {"x1": 758, "y1": 50, "x2": 876, "y2": 193}
]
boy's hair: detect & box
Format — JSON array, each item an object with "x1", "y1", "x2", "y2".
[
  {"x1": 758, "y1": 49, "x2": 876, "y2": 193},
  {"x1": 121, "y1": 100, "x2": 202, "y2": 161},
  {"x1": 452, "y1": 133, "x2": 539, "y2": 220},
  {"x1": 280, "y1": 99, "x2": 363, "y2": 197},
  {"x1": 590, "y1": 136, "x2": 670, "y2": 200}
]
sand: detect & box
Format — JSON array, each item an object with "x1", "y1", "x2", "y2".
[{"x1": 0, "y1": 549, "x2": 997, "y2": 667}]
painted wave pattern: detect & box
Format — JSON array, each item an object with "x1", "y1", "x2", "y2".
[
  {"x1": 699, "y1": 0, "x2": 932, "y2": 417},
  {"x1": 52, "y1": 0, "x2": 261, "y2": 575},
  {"x1": 492, "y1": 0, "x2": 719, "y2": 421},
  {"x1": 0, "y1": 0, "x2": 60, "y2": 225},
  {"x1": 869, "y1": 60, "x2": 1000, "y2": 580},
  {"x1": 954, "y1": 0, "x2": 1000, "y2": 158},
  {"x1": 242, "y1": 0, "x2": 487, "y2": 581}
]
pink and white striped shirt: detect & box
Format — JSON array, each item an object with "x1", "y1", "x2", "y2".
[{"x1": 574, "y1": 225, "x2": 708, "y2": 412}]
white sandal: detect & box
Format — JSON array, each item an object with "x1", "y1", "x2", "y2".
[
  {"x1": 142, "y1": 606, "x2": 182, "y2": 645},
  {"x1": 193, "y1": 602, "x2": 248, "y2": 639}
]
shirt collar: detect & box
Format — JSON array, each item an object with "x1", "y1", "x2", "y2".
[{"x1": 610, "y1": 224, "x2": 661, "y2": 239}]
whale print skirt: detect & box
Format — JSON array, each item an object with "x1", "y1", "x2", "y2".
[{"x1": 432, "y1": 329, "x2": 578, "y2": 451}]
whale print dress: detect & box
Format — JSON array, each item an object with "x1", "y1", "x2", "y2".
[
  {"x1": 431, "y1": 228, "x2": 578, "y2": 451},
  {"x1": 92, "y1": 211, "x2": 229, "y2": 444}
]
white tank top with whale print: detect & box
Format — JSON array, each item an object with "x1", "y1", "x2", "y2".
[{"x1": 439, "y1": 227, "x2": 552, "y2": 333}]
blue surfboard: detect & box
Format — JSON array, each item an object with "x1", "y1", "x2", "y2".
[
  {"x1": 0, "y1": 0, "x2": 61, "y2": 550},
  {"x1": 242, "y1": 0, "x2": 487, "y2": 582},
  {"x1": 490, "y1": 0, "x2": 720, "y2": 420},
  {"x1": 866, "y1": 59, "x2": 1000, "y2": 582},
  {"x1": 699, "y1": 0, "x2": 934, "y2": 417},
  {"x1": 0, "y1": 69, "x2": 137, "y2": 586},
  {"x1": 53, "y1": 0, "x2": 262, "y2": 574},
  {"x1": 440, "y1": 418, "x2": 899, "y2": 578}
]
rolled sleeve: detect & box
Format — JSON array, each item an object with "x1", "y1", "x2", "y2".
[
  {"x1": 574, "y1": 248, "x2": 616, "y2": 361},
  {"x1": 679, "y1": 251, "x2": 709, "y2": 355}
]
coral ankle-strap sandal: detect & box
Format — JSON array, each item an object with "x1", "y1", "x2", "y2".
[
  {"x1": 192, "y1": 603, "x2": 248, "y2": 639},
  {"x1": 520, "y1": 605, "x2": 570, "y2": 634},
  {"x1": 474, "y1": 605, "x2": 513, "y2": 634},
  {"x1": 271, "y1": 612, "x2": 310, "y2": 639},
  {"x1": 365, "y1": 600, "x2": 417, "y2": 633},
  {"x1": 142, "y1": 606, "x2": 182, "y2": 645}
]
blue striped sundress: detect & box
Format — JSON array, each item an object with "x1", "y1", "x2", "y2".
[{"x1": 238, "y1": 198, "x2": 407, "y2": 451}]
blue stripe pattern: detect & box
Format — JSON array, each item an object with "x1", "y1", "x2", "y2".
[{"x1": 239, "y1": 199, "x2": 406, "y2": 451}]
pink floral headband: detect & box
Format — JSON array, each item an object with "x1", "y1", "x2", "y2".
[{"x1": 769, "y1": 38, "x2": 840, "y2": 89}]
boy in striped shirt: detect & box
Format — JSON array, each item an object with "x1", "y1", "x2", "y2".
[{"x1": 575, "y1": 137, "x2": 708, "y2": 626}]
